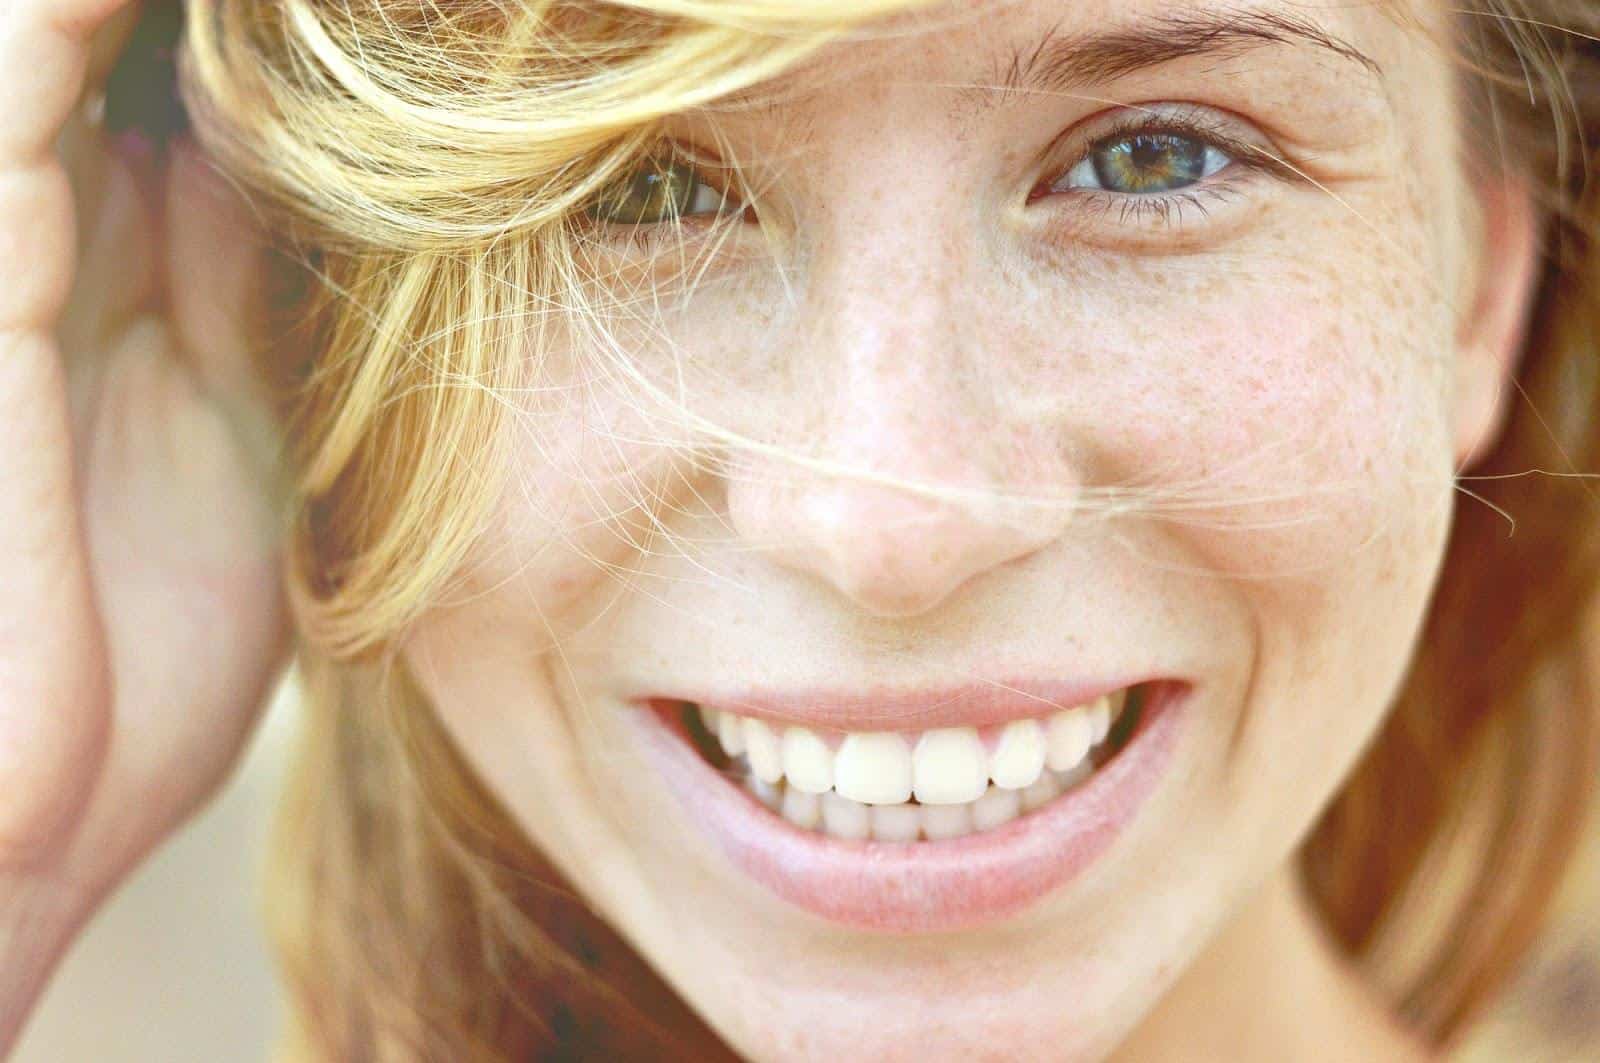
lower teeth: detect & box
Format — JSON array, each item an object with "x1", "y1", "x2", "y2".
[{"x1": 737, "y1": 759, "x2": 1094, "y2": 842}]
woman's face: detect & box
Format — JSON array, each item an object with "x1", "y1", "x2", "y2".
[{"x1": 402, "y1": 0, "x2": 1530, "y2": 1058}]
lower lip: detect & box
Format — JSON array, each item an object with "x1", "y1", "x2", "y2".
[{"x1": 625, "y1": 683, "x2": 1189, "y2": 933}]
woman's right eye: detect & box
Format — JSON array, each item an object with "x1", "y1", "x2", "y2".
[{"x1": 585, "y1": 157, "x2": 732, "y2": 226}]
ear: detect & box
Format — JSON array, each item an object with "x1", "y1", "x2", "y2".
[{"x1": 1452, "y1": 172, "x2": 1542, "y2": 469}]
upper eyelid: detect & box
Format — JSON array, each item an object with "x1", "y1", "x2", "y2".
[{"x1": 655, "y1": 139, "x2": 747, "y2": 203}]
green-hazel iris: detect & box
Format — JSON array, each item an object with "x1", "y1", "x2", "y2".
[
  {"x1": 1056, "y1": 130, "x2": 1231, "y2": 196},
  {"x1": 586, "y1": 156, "x2": 722, "y2": 225},
  {"x1": 1093, "y1": 133, "x2": 1211, "y2": 194}
]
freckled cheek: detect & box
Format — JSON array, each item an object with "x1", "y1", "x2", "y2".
[
  {"x1": 458, "y1": 403, "x2": 687, "y2": 640},
  {"x1": 1108, "y1": 307, "x2": 1453, "y2": 581}
]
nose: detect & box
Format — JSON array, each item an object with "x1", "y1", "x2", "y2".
[
  {"x1": 728, "y1": 455, "x2": 1076, "y2": 618},
  {"x1": 724, "y1": 267, "x2": 1079, "y2": 619}
]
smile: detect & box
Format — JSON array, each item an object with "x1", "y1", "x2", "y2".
[
  {"x1": 697, "y1": 689, "x2": 1132, "y2": 842},
  {"x1": 628, "y1": 678, "x2": 1190, "y2": 932}
]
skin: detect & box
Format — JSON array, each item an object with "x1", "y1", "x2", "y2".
[
  {"x1": 0, "y1": 1, "x2": 1538, "y2": 1061},
  {"x1": 405, "y1": 1, "x2": 1539, "y2": 1059}
]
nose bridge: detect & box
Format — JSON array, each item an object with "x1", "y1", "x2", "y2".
[
  {"x1": 806, "y1": 96, "x2": 972, "y2": 375},
  {"x1": 724, "y1": 219, "x2": 1080, "y2": 618},
  {"x1": 827, "y1": 264, "x2": 975, "y2": 483},
  {"x1": 833, "y1": 240, "x2": 964, "y2": 437}
]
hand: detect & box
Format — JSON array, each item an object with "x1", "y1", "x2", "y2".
[{"x1": 0, "y1": 0, "x2": 288, "y2": 1046}]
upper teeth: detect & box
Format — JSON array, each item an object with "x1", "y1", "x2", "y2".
[{"x1": 700, "y1": 691, "x2": 1124, "y2": 805}]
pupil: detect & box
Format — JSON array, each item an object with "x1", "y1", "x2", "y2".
[{"x1": 1093, "y1": 133, "x2": 1207, "y2": 194}]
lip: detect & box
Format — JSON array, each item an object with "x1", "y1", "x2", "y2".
[
  {"x1": 624, "y1": 680, "x2": 1189, "y2": 933},
  {"x1": 671, "y1": 678, "x2": 1144, "y2": 734}
]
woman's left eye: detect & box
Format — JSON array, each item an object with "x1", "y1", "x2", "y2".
[
  {"x1": 1054, "y1": 131, "x2": 1233, "y2": 195},
  {"x1": 585, "y1": 156, "x2": 730, "y2": 226}
]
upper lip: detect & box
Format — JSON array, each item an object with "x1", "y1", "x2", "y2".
[{"x1": 652, "y1": 678, "x2": 1146, "y2": 733}]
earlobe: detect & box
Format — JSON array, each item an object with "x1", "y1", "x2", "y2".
[{"x1": 1452, "y1": 172, "x2": 1542, "y2": 469}]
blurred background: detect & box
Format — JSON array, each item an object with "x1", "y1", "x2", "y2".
[{"x1": 12, "y1": 659, "x2": 1600, "y2": 1061}]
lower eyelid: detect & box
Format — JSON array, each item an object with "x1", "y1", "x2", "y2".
[
  {"x1": 593, "y1": 210, "x2": 754, "y2": 261},
  {"x1": 1039, "y1": 171, "x2": 1267, "y2": 245}
]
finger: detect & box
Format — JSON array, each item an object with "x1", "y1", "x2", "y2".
[
  {"x1": 0, "y1": 183, "x2": 107, "y2": 864},
  {"x1": 2, "y1": 1, "x2": 140, "y2": 162},
  {"x1": 0, "y1": 333, "x2": 110, "y2": 867},
  {"x1": 27, "y1": 0, "x2": 140, "y2": 38},
  {"x1": 0, "y1": 0, "x2": 141, "y2": 863}
]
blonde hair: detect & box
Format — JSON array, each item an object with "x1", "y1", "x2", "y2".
[{"x1": 178, "y1": 0, "x2": 1600, "y2": 1057}]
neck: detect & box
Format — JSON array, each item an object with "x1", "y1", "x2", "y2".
[{"x1": 1112, "y1": 862, "x2": 1435, "y2": 1063}]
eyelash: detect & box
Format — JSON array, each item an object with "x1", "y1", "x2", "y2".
[
  {"x1": 605, "y1": 203, "x2": 737, "y2": 255},
  {"x1": 585, "y1": 108, "x2": 1300, "y2": 253}
]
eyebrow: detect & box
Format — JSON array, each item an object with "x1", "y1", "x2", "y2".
[{"x1": 969, "y1": 7, "x2": 1383, "y2": 105}]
